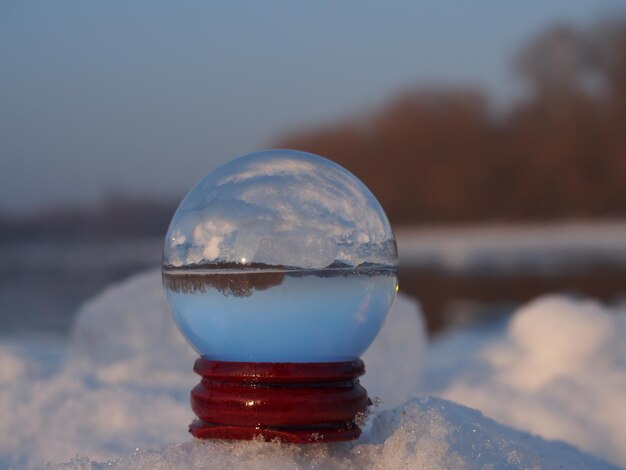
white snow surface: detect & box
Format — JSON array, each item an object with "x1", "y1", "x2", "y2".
[
  {"x1": 0, "y1": 269, "x2": 624, "y2": 469},
  {"x1": 422, "y1": 295, "x2": 626, "y2": 468},
  {"x1": 43, "y1": 396, "x2": 613, "y2": 470},
  {"x1": 396, "y1": 221, "x2": 626, "y2": 273}
]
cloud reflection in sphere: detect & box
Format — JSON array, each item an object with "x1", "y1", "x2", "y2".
[{"x1": 163, "y1": 150, "x2": 396, "y2": 270}]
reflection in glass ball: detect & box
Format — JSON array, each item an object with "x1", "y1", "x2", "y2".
[{"x1": 163, "y1": 150, "x2": 398, "y2": 362}]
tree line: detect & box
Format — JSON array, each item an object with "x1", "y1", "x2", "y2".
[{"x1": 276, "y1": 18, "x2": 626, "y2": 224}]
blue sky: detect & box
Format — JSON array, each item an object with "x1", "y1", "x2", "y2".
[{"x1": 1, "y1": 0, "x2": 623, "y2": 213}]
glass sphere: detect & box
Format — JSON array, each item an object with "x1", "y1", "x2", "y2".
[{"x1": 163, "y1": 150, "x2": 398, "y2": 362}]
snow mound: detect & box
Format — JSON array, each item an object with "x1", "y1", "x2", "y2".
[
  {"x1": 69, "y1": 269, "x2": 425, "y2": 405},
  {"x1": 0, "y1": 343, "x2": 28, "y2": 383},
  {"x1": 69, "y1": 269, "x2": 196, "y2": 386},
  {"x1": 430, "y1": 295, "x2": 626, "y2": 468},
  {"x1": 0, "y1": 269, "x2": 425, "y2": 468},
  {"x1": 2, "y1": 269, "x2": 623, "y2": 468},
  {"x1": 43, "y1": 397, "x2": 616, "y2": 470}
]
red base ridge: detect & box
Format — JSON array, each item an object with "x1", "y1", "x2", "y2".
[{"x1": 189, "y1": 358, "x2": 369, "y2": 443}]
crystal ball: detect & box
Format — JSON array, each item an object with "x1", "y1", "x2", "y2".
[{"x1": 163, "y1": 150, "x2": 398, "y2": 362}]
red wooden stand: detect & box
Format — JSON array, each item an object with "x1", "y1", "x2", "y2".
[{"x1": 189, "y1": 358, "x2": 370, "y2": 443}]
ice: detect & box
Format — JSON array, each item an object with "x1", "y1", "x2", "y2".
[
  {"x1": 424, "y1": 295, "x2": 626, "y2": 468},
  {"x1": 164, "y1": 150, "x2": 396, "y2": 269},
  {"x1": 1, "y1": 269, "x2": 624, "y2": 468}
]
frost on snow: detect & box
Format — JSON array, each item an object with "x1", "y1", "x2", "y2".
[{"x1": 0, "y1": 269, "x2": 624, "y2": 469}]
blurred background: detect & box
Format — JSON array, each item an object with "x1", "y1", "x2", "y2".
[{"x1": 1, "y1": 0, "x2": 626, "y2": 338}]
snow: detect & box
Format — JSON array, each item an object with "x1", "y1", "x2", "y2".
[
  {"x1": 1, "y1": 269, "x2": 625, "y2": 469},
  {"x1": 396, "y1": 221, "x2": 626, "y2": 273},
  {"x1": 42, "y1": 397, "x2": 614, "y2": 470},
  {"x1": 0, "y1": 270, "x2": 424, "y2": 468},
  {"x1": 423, "y1": 295, "x2": 626, "y2": 467}
]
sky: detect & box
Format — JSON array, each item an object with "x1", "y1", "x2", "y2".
[{"x1": 1, "y1": 0, "x2": 623, "y2": 214}]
